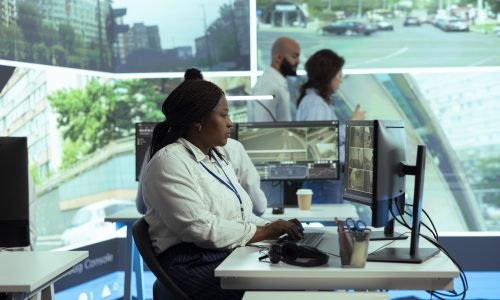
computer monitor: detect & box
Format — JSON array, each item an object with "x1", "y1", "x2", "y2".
[
  {"x1": 233, "y1": 121, "x2": 340, "y2": 181},
  {"x1": 135, "y1": 122, "x2": 157, "y2": 181},
  {"x1": 344, "y1": 120, "x2": 405, "y2": 228},
  {"x1": 344, "y1": 120, "x2": 439, "y2": 263},
  {"x1": 0, "y1": 137, "x2": 30, "y2": 248}
]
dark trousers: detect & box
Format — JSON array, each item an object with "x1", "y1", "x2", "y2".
[{"x1": 157, "y1": 243, "x2": 244, "y2": 300}]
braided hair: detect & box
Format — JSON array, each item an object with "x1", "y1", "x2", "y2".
[
  {"x1": 184, "y1": 68, "x2": 203, "y2": 81},
  {"x1": 150, "y1": 79, "x2": 224, "y2": 158},
  {"x1": 297, "y1": 49, "x2": 345, "y2": 107}
]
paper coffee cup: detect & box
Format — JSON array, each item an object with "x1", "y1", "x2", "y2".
[{"x1": 296, "y1": 189, "x2": 313, "y2": 210}]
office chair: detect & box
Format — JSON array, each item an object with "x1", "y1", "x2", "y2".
[{"x1": 132, "y1": 217, "x2": 191, "y2": 300}]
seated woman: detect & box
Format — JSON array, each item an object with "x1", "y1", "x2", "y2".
[{"x1": 141, "y1": 79, "x2": 302, "y2": 300}]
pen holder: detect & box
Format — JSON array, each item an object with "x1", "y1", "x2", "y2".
[{"x1": 338, "y1": 229, "x2": 371, "y2": 268}]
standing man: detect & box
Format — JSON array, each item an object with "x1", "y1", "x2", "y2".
[{"x1": 248, "y1": 37, "x2": 300, "y2": 122}]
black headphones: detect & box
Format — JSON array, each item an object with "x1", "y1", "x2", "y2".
[{"x1": 266, "y1": 242, "x2": 329, "y2": 267}]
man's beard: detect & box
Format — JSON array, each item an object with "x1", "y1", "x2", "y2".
[{"x1": 279, "y1": 57, "x2": 297, "y2": 77}]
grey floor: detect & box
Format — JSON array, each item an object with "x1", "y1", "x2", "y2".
[{"x1": 55, "y1": 271, "x2": 500, "y2": 299}]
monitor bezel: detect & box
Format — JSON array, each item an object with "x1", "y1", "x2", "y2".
[
  {"x1": 0, "y1": 137, "x2": 30, "y2": 248},
  {"x1": 135, "y1": 122, "x2": 158, "y2": 181}
]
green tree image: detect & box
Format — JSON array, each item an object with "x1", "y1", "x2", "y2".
[
  {"x1": 0, "y1": 1, "x2": 112, "y2": 71},
  {"x1": 48, "y1": 79, "x2": 166, "y2": 169},
  {"x1": 17, "y1": 2, "x2": 43, "y2": 44},
  {"x1": 0, "y1": 25, "x2": 26, "y2": 60},
  {"x1": 208, "y1": 4, "x2": 240, "y2": 62}
]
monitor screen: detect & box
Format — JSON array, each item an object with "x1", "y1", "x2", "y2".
[
  {"x1": 344, "y1": 120, "x2": 406, "y2": 228},
  {"x1": 345, "y1": 124, "x2": 375, "y2": 204},
  {"x1": 234, "y1": 121, "x2": 340, "y2": 180},
  {"x1": 135, "y1": 123, "x2": 156, "y2": 181},
  {"x1": 0, "y1": 137, "x2": 30, "y2": 248}
]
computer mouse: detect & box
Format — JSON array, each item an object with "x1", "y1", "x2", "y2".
[{"x1": 272, "y1": 207, "x2": 284, "y2": 214}]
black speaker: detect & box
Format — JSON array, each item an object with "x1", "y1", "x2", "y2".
[{"x1": 268, "y1": 242, "x2": 329, "y2": 267}]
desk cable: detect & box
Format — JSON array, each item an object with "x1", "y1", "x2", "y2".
[{"x1": 386, "y1": 203, "x2": 469, "y2": 300}]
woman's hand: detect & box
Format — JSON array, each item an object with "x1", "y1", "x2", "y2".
[
  {"x1": 265, "y1": 219, "x2": 303, "y2": 240},
  {"x1": 248, "y1": 219, "x2": 303, "y2": 244},
  {"x1": 351, "y1": 104, "x2": 365, "y2": 120}
]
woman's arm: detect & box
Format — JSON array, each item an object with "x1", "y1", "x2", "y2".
[
  {"x1": 247, "y1": 219, "x2": 303, "y2": 244},
  {"x1": 143, "y1": 151, "x2": 258, "y2": 249}
]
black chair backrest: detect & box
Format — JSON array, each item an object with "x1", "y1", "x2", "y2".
[{"x1": 132, "y1": 217, "x2": 190, "y2": 300}]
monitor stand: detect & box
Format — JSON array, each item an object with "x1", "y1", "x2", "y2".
[
  {"x1": 369, "y1": 218, "x2": 408, "y2": 241},
  {"x1": 368, "y1": 145, "x2": 440, "y2": 263},
  {"x1": 283, "y1": 180, "x2": 302, "y2": 207}
]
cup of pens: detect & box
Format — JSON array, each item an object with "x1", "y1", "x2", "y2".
[{"x1": 336, "y1": 218, "x2": 371, "y2": 268}]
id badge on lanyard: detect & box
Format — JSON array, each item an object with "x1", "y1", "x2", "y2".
[{"x1": 200, "y1": 156, "x2": 245, "y2": 221}]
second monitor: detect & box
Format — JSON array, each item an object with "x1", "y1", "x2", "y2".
[{"x1": 233, "y1": 121, "x2": 340, "y2": 181}]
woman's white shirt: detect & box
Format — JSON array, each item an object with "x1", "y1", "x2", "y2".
[
  {"x1": 142, "y1": 138, "x2": 268, "y2": 255},
  {"x1": 220, "y1": 139, "x2": 267, "y2": 215},
  {"x1": 296, "y1": 88, "x2": 338, "y2": 121},
  {"x1": 136, "y1": 138, "x2": 268, "y2": 216},
  {"x1": 296, "y1": 88, "x2": 345, "y2": 163}
]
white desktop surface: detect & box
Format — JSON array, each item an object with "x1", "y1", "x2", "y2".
[
  {"x1": 243, "y1": 291, "x2": 390, "y2": 300},
  {"x1": 103, "y1": 204, "x2": 357, "y2": 300},
  {"x1": 105, "y1": 204, "x2": 357, "y2": 223},
  {"x1": 0, "y1": 251, "x2": 88, "y2": 293},
  {"x1": 263, "y1": 204, "x2": 358, "y2": 222},
  {"x1": 215, "y1": 228, "x2": 459, "y2": 291},
  {"x1": 104, "y1": 207, "x2": 142, "y2": 223}
]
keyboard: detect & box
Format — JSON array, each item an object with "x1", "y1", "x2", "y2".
[{"x1": 277, "y1": 232, "x2": 325, "y2": 248}]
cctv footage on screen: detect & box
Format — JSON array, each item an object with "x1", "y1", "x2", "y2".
[
  {"x1": 346, "y1": 125, "x2": 374, "y2": 194},
  {"x1": 237, "y1": 125, "x2": 340, "y2": 180}
]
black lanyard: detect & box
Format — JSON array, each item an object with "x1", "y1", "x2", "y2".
[{"x1": 200, "y1": 154, "x2": 245, "y2": 221}]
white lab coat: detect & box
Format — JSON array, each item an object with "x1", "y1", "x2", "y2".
[
  {"x1": 142, "y1": 138, "x2": 268, "y2": 254},
  {"x1": 136, "y1": 139, "x2": 267, "y2": 216}
]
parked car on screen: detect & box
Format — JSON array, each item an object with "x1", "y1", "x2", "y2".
[
  {"x1": 376, "y1": 20, "x2": 394, "y2": 31},
  {"x1": 492, "y1": 25, "x2": 500, "y2": 36},
  {"x1": 403, "y1": 16, "x2": 421, "y2": 26},
  {"x1": 320, "y1": 20, "x2": 376, "y2": 36},
  {"x1": 442, "y1": 18, "x2": 469, "y2": 32},
  {"x1": 61, "y1": 199, "x2": 135, "y2": 246},
  {"x1": 434, "y1": 18, "x2": 447, "y2": 29}
]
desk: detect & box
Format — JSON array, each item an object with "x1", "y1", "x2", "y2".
[
  {"x1": 243, "y1": 291, "x2": 390, "y2": 300},
  {"x1": 0, "y1": 251, "x2": 88, "y2": 300},
  {"x1": 105, "y1": 204, "x2": 358, "y2": 300},
  {"x1": 263, "y1": 204, "x2": 358, "y2": 222},
  {"x1": 215, "y1": 228, "x2": 460, "y2": 291}
]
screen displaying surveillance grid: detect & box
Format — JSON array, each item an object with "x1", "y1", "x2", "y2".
[
  {"x1": 237, "y1": 122, "x2": 339, "y2": 180},
  {"x1": 346, "y1": 124, "x2": 374, "y2": 195}
]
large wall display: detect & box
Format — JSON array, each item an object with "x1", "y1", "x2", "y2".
[
  {"x1": 256, "y1": 0, "x2": 500, "y2": 70},
  {"x1": 0, "y1": 65, "x2": 250, "y2": 244},
  {"x1": 0, "y1": 0, "x2": 250, "y2": 73}
]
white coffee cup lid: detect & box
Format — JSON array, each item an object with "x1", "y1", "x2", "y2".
[{"x1": 296, "y1": 189, "x2": 313, "y2": 195}]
